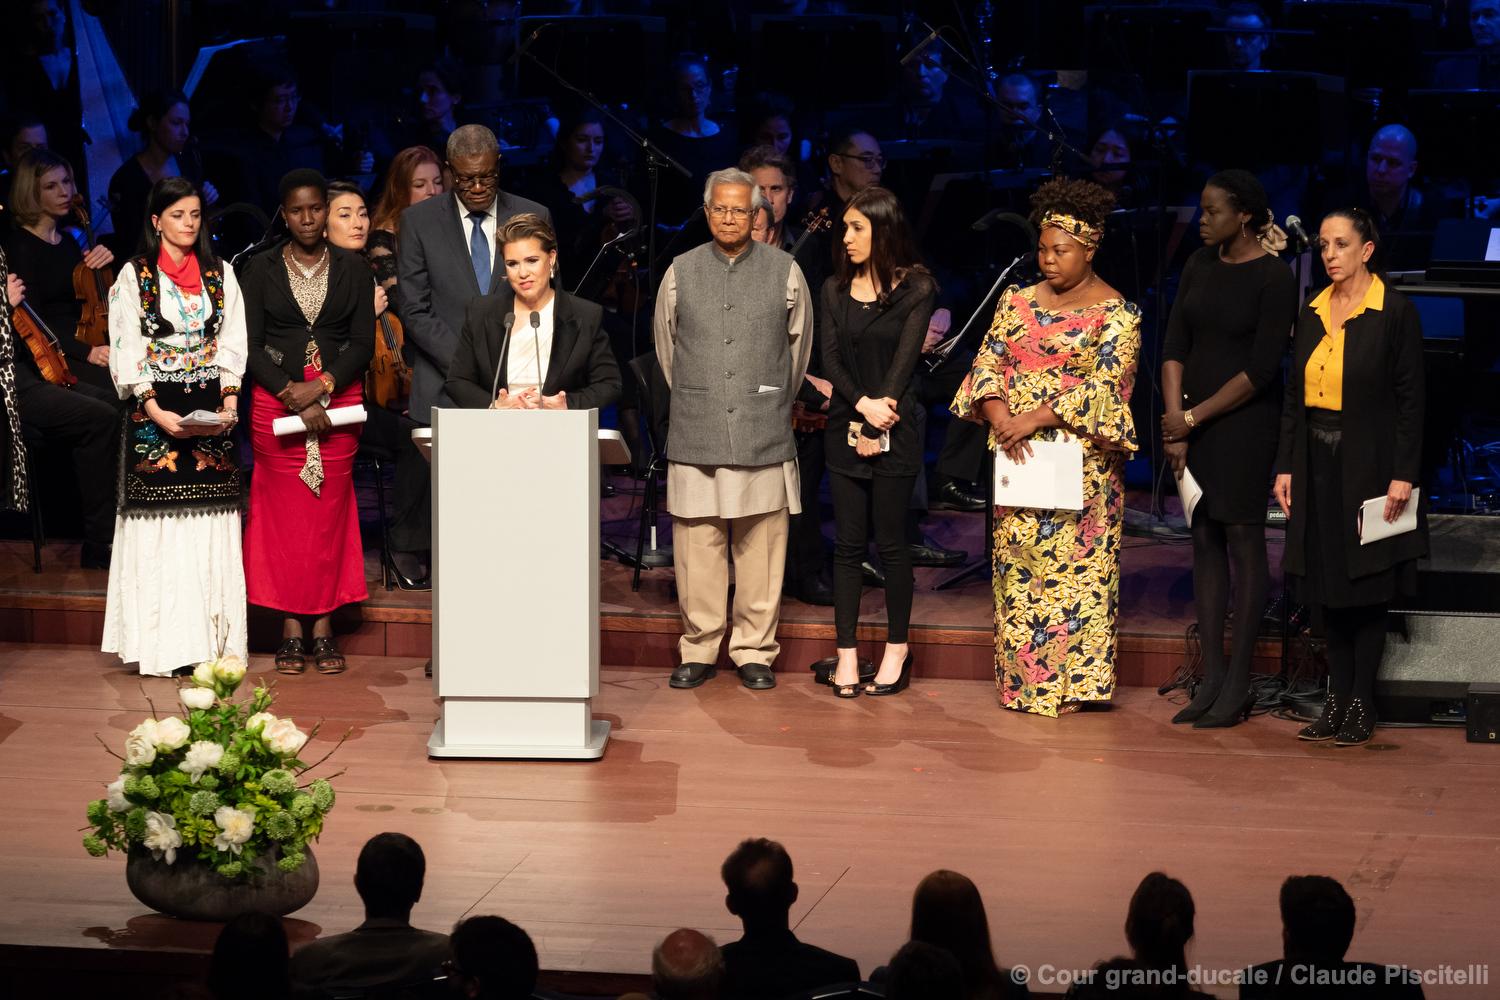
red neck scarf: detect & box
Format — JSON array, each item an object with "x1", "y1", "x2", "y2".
[{"x1": 157, "y1": 247, "x2": 203, "y2": 297}]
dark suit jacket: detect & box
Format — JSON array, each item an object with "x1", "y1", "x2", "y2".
[
  {"x1": 444, "y1": 288, "x2": 620, "y2": 412},
  {"x1": 396, "y1": 190, "x2": 552, "y2": 422},
  {"x1": 240, "y1": 243, "x2": 375, "y2": 393},
  {"x1": 287, "y1": 918, "x2": 450, "y2": 992},
  {"x1": 720, "y1": 930, "x2": 860, "y2": 1000},
  {"x1": 1242, "y1": 959, "x2": 1425, "y2": 999},
  {"x1": 1276, "y1": 283, "x2": 1428, "y2": 580}
]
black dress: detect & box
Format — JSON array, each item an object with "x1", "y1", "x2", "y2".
[
  {"x1": 2, "y1": 226, "x2": 116, "y2": 396},
  {"x1": 1162, "y1": 247, "x2": 1297, "y2": 524}
]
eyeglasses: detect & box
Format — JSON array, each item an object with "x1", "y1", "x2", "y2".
[
  {"x1": 835, "y1": 152, "x2": 886, "y2": 170},
  {"x1": 708, "y1": 205, "x2": 751, "y2": 220},
  {"x1": 451, "y1": 170, "x2": 500, "y2": 190}
]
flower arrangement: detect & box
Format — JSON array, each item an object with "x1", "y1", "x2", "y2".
[{"x1": 82, "y1": 652, "x2": 341, "y2": 880}]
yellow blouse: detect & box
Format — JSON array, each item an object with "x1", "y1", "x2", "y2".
[{"x1": 1305, "y1": 275, "x2": 1384, "y2": 411}]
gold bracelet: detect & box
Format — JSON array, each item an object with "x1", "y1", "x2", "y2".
[{"x1": 1183, "y1": 409, "x2": 1196, "y2": 428}]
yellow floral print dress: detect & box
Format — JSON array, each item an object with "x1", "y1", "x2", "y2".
[{"x1": 951, "y1": 285, "x2": 1141, "y2": 717}]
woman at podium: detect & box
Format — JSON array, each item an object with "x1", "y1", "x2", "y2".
[
  {"x1": 951, "y1": 178, "x2": 1141, "y2": 718},
  {"x1": 444, "y1": 213, "x2": 620, "y2": 412}
]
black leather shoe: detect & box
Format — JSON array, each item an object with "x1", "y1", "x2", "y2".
[
  {"x1": 738, "y1": 663, "x2": 776, "y2": 689},
  {"x1": 1333, "y1": 697, "x2": 1376, "y2": 746},
  {"x1": 670, "y1": 662, "x2": 717, "y2": 689},
  {"x1": 81, "y1": 542, "x2": 112, "y2": 570},
  {"x1": 908, "y1": 538, "x2": 965, "y2": 567},
  {"x1": 810, "y1": 656, "x2": 876, "y2": 686},
  {"x1": 930, "y1": 480, "x2": 986, "y2": 512},
  {"x1": 861, "y1": 560, "x2": 887, "y2": 588},
  {"x1": 787, "y1": 574, "x2": 834, "y2": 606}
]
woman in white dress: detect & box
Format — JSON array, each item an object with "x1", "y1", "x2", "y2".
[{"x1": 103, "y1": 176, "x2": 248, "y2": 676}]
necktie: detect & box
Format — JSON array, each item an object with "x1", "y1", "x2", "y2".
[{"x1": 468, "y1": 211, "x2": 491, "y2": 295}]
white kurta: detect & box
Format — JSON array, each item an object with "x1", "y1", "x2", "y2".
[{"x1": 101, "y1": 262, "x2": 250, "y2": 676}]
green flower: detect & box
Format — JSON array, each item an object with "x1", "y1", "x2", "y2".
[
  {"x1": 276, "y1": 851, "x2": 306, "y2": 873},
  {"x1": 309, "y1": 779, "x2": 335, "y2": 811},
  {"x1": 188, "y1": 790, "x2": 221, "y2": 815},
  {"x1": 123, "y1": 807, "x2": 148, "y2": 842},
  {"x1": 198, "y1": 773, "x2": 220, "y2": 791},
  {"x1": 82, "y1": 834, "x2": 107, "y2": 857},
  {"x1": 261, "y1": 769, "x2": 297, "y2": 797},
  {"x1": 262, "y1": 810, "x2": 296, "y2": 841},
  {"x1": 125, "y1": 775, "x2": 160, "y2": 801},
  {"x1": 86, "y1": 799, "x2": 110, "y2": 826},
  {"x1": 215, "y1": 751, "x2": 241, "y2": 774},
  {"x1": 216, "y1": 861, "x2": 244, "y2": 878},
  {"x1": 289, "y1": 794, "x2": 315, "y2": 819}
]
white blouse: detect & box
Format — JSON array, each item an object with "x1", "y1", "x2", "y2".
[
  {"x1": 107, "y1": 260, "x2": 249, "y2": 400},
  {"x1": 507, "y1": 295, "x2": 556, "y2": 394}
]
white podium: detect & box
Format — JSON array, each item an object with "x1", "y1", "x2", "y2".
[{"x1": 419, "y1": 408, "x2": 614, "y2": 760}]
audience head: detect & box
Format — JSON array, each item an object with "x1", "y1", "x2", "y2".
[
  {"x1": 887, "y1": 940, "x2": 965, "y2": 1000},
  {"x1": 1124, "y1": 872, "x2": 1195, "y2": 979},
  {"x1": 839, "y1": 185, "x2": 926, "y2": 300},
  {"x1": 251, "y1": 63, "x2": 300, "y2": 137},
  {"x1": 278, "y1": 168, "x2": 329, "y2": 251},
  {"x1": 325, "y1": 180, "x2": 370, "y2": 252},
  {"x1": 1471, "y1": 0, "x2": 1500, "y2": 52},
  {"x1": 372, "y1": 145, "x2": 444, "y2": 234},
  {"x1": 1318, "y1": 207, "x2": 1379, "y2": 284},
  {"x1": 721, "y1": 837, "x2": 797, "y2": 929},
  {"x1": 1031, "y1": 176, "x2": 1114, "y2": 291},
  {"x1": 352, "y1": 831, "x2": 426, "y2": 920},
  {"x1": 902, "y1": 44, "x2": 949, "y2": 105},
  {"x1": 1365, "y1": 125, "x2": 1419, "y2": 202},
  {"x1": 3, "y1": 114, "x2": 47, "y2": 168},
  {"x1": 554, "y1": 107, "x2": 606, "y2": 176},
  {"x1": 449, "y1": 915, "x2": 539, "y2": 1000},
  {"x1": 739, "y1": 145, "x2": 796, "y2": 227},
  {"x1": 997, "y1": 74, "x2": 1041, "y2": 128},
  {"x1": 9, "y1": 148, "x2": 76, "y2": 227},
  {"x1": 827, "y1": 129, "x2": 884, "y2": 200},
  {"x1": 1222, "y1": 3, "x2": 1271, "y2": 71},
  {"x1": 1279, "y1": 875, "x2": 1356, "y2": 963},
  {"x1": 128, "y1": 90, "x2": 192, "y2": 158},
  {"x1": 143, "y1": 176, "x2": 213, "y2": 263},
  {"x1": 747, "y1": 92, "x2": 796, "y2": 156},
  {"x1": 1199, "y1": 168, "x2": 1272, "y2": 250},
  {"x1": 498, "y1": 213, "x2": 558, "y2": 305},
  {"x1": 909, "y1": 870, "x2": 1006, "y2": 1000},
  {"x1": 1088, "y1": 124, "x2": 1132, "y2": 190},
  {"x1": 418, "y1": 58, "x2": 465, "y2": 128},
  {"x1": 703, "y1": 167, "x2": 762, "y2": 256},
  {"x1": 1069, "y1": 957, "x2": 1152, "y2": 1000},
  {"x1": 652, "y1": 928, "x2": 723, "y2": 1000},
  {"x1": 208, "y1": 912, "x2": 289, "y2": 1000},
  {"x1": 668, "y1": 52, "x2": 714, "y2": 123},
  {"x1": 447, "y1": 125, "x2": 502, "y2": 214}
]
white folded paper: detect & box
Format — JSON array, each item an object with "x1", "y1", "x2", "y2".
[
  {"x1": 994, "y1": 436, "x2": 1084, "y2": 510},
  {"x1": 1176, "y1": 466, "x2": 1204, "y2": 527},
  {"x1": 178, "y1": 409, "x2": 228, "y2": 430},
  {"x1": 272, "y1": 404, "x2": 368, "y2": 437},
  {"x1": 1358, "y1": 488, "x2": 1419, "y2": 544}
]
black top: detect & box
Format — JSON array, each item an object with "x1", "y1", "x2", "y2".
[
  {"x1": 719, "y1": 930, "x2": 860, "y2": 1000},
  {"x1": 1162, "y1": 247, "x2": 1297, "y2": 523},
  {"x1": 105, "y1": 156, "x2": 207, "y2": 260},
  {"x1": 1, "y1": 226, "x2": 104, "y2": 387},
  {"x1": 645, "y1": 125, "x2": 741, "y2": 223},
  {"x1": 821, "y1": 271, "x2": 937, "y2": 479},
  {"x1": 239, "y1": 243, "x2": 375, "y2": 393}
]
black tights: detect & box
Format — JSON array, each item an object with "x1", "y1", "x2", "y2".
[
  {"x1": 1323, "y1": 603, "x2": 1387, "y2": 703},
  {"x1": 1191, "y1": 515, "x2": 1269, "y2": 699},
  {"x1": 830, "y1": 470, "x2": 915, "y2": 648}
]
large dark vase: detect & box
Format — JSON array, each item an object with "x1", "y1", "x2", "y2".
[{"x1": 125, "y1": 845, "x2": 319, "y2": 921}]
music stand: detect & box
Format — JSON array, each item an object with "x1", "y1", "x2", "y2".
[{"x1": 1186, "y1": 72, "x2": 1345, "y2": 169}]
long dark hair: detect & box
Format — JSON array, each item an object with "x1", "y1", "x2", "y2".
[
  {"x1": 140, "y1": 176, "x2": 216, "y2": 266},
  {"x1": 1125, "y1": 872, "x2": 1196, "y2": 996},
  {"x1": 835, "y1": 185, "x2": 930, "y2": 305},
  {"x1": 910, "y1": 870, "x2": 1008, "y2": 1000}
]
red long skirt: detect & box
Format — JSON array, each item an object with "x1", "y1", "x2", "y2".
[{"x1": 244, "y1": 374, "x2": 368, "y2": 615}]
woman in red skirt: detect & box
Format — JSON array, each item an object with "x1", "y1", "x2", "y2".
[{"x1": 241, "y1": 169, "x2": 374, "y2": 674}]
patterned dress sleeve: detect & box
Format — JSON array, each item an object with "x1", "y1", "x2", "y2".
[
  {"x1": 107, "y1": 263, "x2": 149, "y2": 400},
  {"x1": 1050, "y1": 300, "x2": 1141, "y2": 452},
  {"x1": 949, "y1": 284, "x2": 1018, "y2": 422}
]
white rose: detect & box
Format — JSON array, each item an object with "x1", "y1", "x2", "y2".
[
  {"x1": 153, "y1": 716, "x2": 192, "y2": 751},
  {"x1": 213, "y1": 655, "x2": 247, "y2": 686},
  {"x1": 192, "y1": 661, "x2": 217, "y2": 689},
  {"x1": 263, "y1": 718, "x2": 308, "y2": 756},
  {"x1": 178, "y1": 740, "x2": 225, "y2": 782},
  {"x1": 106, "y1": 775, "x2": 130, "y2": 812},
  {"x1": 143, "y1": 811, "x2": 182, "y2": 865},
  {"x1": 212, "y1": 805, "x2": 255, "y2": 854},
  {"x1": 246, "y1": 712, "x2": 276, "y2": 733},
  {"x1": 180, "y1": 687, "x2": 216, "y2": 711},
  {"x1": 124, "y1": 720, "x2": 159, "y2": 766}
]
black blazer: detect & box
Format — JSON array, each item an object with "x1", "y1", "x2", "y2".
[
  {"x1": 240, "y1": 243, "x2": 375, "y2": 393},
  {"x1": 444, "y1": 287, "x2": 621, "y2": 412},
  {"x1": 1276, "y1": 283, "x2": 1428, "y2": 580}
]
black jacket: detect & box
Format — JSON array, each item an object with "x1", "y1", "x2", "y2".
[
  {"x1": 444, "y1": 287, "x2": 621, "y2": 412},
  {"x1": 720, "y1": 930, "x2": 860, "y2": 1000},
  {"x1": 240, "y1": 243, "x2": 376, "y2": 394},
  {"x1": 1276, "y1": 283, "x2": 1428, "y2": 580}
]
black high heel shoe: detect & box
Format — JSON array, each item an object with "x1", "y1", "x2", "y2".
[
  {"x1": 1192, "y1": 689, "x2": 1255, "y2": 729},
  {"x1": 383, "y1": 549, "x2": 430, "y2": 592},
  {"x1": 865, "y1": 653, "x2": 914, "y2": 696},
  {"x1": 1171, "y1": 676, "x2": 1224, "y2": 725},
  {"x1": 1297, "y1": 691, "x2": 1346, "y2": 741}
]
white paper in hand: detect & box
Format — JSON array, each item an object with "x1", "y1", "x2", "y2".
[
  {"x1": 177, "y1": 409, "x2": 227, "y2": 431},
  {"x1": 271, "y1": 404, "x2": 369, "y2": 437},
  {"x1": 1358, "y1": 488, "x2": 1419, "y2": 544},
  {"x1": 994, "y1": 435, "x2": 1084, "y2": 510},
  {"x1": 1176, "y1": 466, "x2": 1204, "y2": 527}
]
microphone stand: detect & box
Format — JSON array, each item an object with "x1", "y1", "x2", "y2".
[
  {"x1": 491, "y1": 312, "x2": 517, "y2": 403},
  {"x1": 921, "y1": 251, "x2": 1026, "y2": 375}
]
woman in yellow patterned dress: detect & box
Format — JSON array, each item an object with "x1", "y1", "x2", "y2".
[{"x1": 951, "y1": 179, "x2": 1140, "y2": 717}]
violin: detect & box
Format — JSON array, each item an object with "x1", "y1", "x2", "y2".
[
  {"x1": 70, "y1": 194, "x2": 114, "y2": 348},
  {"x1": 366, "y1": 301, "x2": 412, "y2": 410},
  {"x1": 13, "y1": 298, "x2": 78, "y2": 387}
]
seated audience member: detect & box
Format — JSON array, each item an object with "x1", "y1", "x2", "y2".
[
  {"x1": 1241, "y1": 875, "x2": 1425, "y2": 999},
  {"x1": 1124, "y1": 873, "x2": 1213, "y2": 999},
  {"x1": 887, "y1": 941, "x2": 965, "y2": 1000},
  {"x1": 288, "y1": 832, "x2": 449, "y2": 992},
  {"x1": 1221, "y1": 3, "x2": 1273, "y2": 72},
  {"x1": 718, "y1": 838, "x2": 859, "y2": 998},
  {"x1": 1431, "y1": 0, "x2": 1500, "y2": 88},
  {"x1": 1063, "y1": 958, "x2": 1152, "y2": 999},
  {"x1": 654, "y1": 928, "x2": 725, "y2": 1000},
  {"x1": 208, "y1": 912, "x2": 291, "y2": 1000},
  {"x1": 909, "y1": 870, "x2": 1029, "y2": 1000},
  {"x1": 447, "y1": 915, "x2": 539, "y2": 1000}
]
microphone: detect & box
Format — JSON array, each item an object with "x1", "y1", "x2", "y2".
[
  {"x1": 530, "y1": 310, "x2": 543, "y2": 400},
  {"x1": 899, "y1": 26, "x2": 943, "y2": 67},
  {"x1": 509, "y1": 23, "x2": 549, "y2": 65},
  {"x1": 491, "y1": 312, "x2": 516, "y2": 403},
  {"x1": 1285, "y1": 215, "x2": 1314, "y2": 252}
]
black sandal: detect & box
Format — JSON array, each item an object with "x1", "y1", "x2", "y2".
[
  {"x1": 275, "y1": 637, "x2": 306, "y2": 674},
  {"x1": 311, "y1": 636, "x2": 346, "y2": 675}
]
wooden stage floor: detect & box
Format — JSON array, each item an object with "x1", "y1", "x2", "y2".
[{"x1": 1, "y1": 648, "x2": 1496, "y2": 998}]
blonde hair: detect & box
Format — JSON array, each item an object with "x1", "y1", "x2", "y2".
[
  {"x1": 497, "y1": 212, "x2": 558, "y2": 256},
  {"x1": 8, "y1": 148, "x2": 75, "y2": 227}
]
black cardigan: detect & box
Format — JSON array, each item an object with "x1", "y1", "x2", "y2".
[
  {"x1": 240, "y1": 243, "x2": 375, "y2": 393},
  {"x1": 1276, "y1": 283, "x2": 1428, "y2": 580},
  {"x1": 444, "y1": 287, "x2": 621, "y2": 412}
]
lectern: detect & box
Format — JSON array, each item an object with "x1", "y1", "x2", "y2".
[{"x1": 418, "y1": 408, "x2": 618, "y2": 760}]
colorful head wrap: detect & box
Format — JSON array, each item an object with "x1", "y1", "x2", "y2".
[{"x1": 1039, "y1": 211, "x2": 1103, "y2": 248}]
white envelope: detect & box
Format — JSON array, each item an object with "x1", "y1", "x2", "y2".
[
  {"x1": 272, "y1": 404, "x2": 369, "y2": 437},
  {"x1": 994, "y1": 436, "x2": 1084, "y2": 510},
  {"x1": 1176, "y1": 466, "x2": 1204, "y2": 527},
  {"x1": 1358, "y1": 488, "x2": 1419, "y2": 544}
]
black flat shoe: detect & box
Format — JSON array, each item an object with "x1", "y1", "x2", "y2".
[
  {"x1": 738, "y1": 663, "x2": 776, "y2": 690},
  {"x1": 930, "y1": 480, "x2": 986, "y2": 512},
  {"x1": 861, "y1": 560, "x2": 887, "y2": 588},
  {"x1": 1297, "y1": 691, "x2": 1346, "y2": 741},
  {"x1": 1171, "y1": 677, "x2": 1224, "y2": 725},
  {"x1": 1334, "y1": 697, "x2": 1376, "y2": 746},
  {"x1": 908, "y1": 539, "x2": 965, "y2": 567},
  {"x1": 670, "y1": 662, "x2": 716, "y2": 689},
  {"x1": 1192, "y1": 690, "x2": 1256, "y2": 729},
  {"x1": 810, "y1": 656, "x2": 875, "y2": 686},
  {"x1": 865, "y1": 653, "x2": 914, "y2": 696}
]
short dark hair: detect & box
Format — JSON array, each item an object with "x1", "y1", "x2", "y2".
[
  {"x1": 278, "y1": 168, "x2": 328, "y2": 205},
  {"x1": 418, "y1": 57, "x2": 465, "y2": 99},
  {"x1": 721, "y1": 838, "x2": 795, "y2": 922},
  {"x1": 1124, "y1": 872, "x2": 1195, "y2": 977},
  {"x1": 1280, "y1": 875, "x2": 1355, "y2": 962},
  {"x1": 450, "y1": 915, "x2": 538, "y2": 1000},
  {"x1": 1205, "y1": 168, "x2": 1273, "y2": 231},
  {"x1": 354, "y1": 832, "x2": 426, "y2": 916},
  {"x1": 251, "y1": 62, "x2": 299, "y2": 104},
  {"x1": 828, "y1": 128, "x2": 876, "y2": 158},
  {"x1": 128, "y1": 90, "x2": 190, "y2": 140},
  {"x1": 140, "y1": 176, "x2": 217, "y2": 264},
  {"x1": 738, "y1": 145, "x2": 796, "y2": 185},
  {"x1": 887, "y1": 940, "x2": 964, "y2": 1000},
  {"x1": 326, "y1": 179, "x2": 367, "y2": 204}
]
